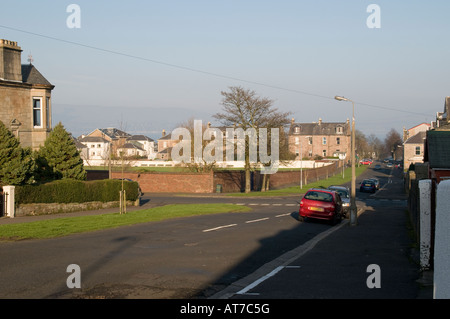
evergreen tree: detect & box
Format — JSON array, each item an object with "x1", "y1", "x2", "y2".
[
  {"x1": 0, "y1": 121, "x2": 36, "y2": 186},
  {"x1": 38, "y1": 122, "x2": 86, "y2": 180}
]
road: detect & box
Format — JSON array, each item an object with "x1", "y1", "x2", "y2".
[{"x1": 0, "y1": 162, "x2": 402, "y2": 299}]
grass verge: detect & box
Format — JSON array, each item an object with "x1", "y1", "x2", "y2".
[
  {"x1": 227, "y1": 165, "x2": 369, "y2": 197},
  {"x1": 0, "y1": 204, "x2": 251, "y2": 241}
]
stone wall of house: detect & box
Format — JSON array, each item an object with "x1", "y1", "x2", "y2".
[{"x1": 0, "y1": 84, "x2": 52, "y2": 150}]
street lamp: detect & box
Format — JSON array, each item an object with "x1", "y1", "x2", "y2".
[{"x1": 335, "y1": 96, "x2": 357, "y2": 226}]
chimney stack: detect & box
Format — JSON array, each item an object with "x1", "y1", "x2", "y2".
[{"x1": 0, "y1": 39, "x2": 23, "y2": 82}]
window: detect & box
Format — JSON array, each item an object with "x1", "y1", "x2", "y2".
[
  {"x1": 97, "y1": 144, "x2": 101, "y2": 148},
  {"x1": 336, "y1": 137, "x2": 340, "y2": 145},
  {"x1": 294, "y1": 126, "x2": 301, "y2": 133},
  {"x1": 33, "y1": 98, "x2": 43, "y2": 127},
  {"x1": 323, "y1": 150, "x2": 327, "y2": 157},
  {"x1": 308, "y1": 136, "x2": 312, "y2": 145},
  {"x1": 336, "y1": 126, "x2": 343, "y2": 134},
  {"x1": 295, "y1": 137, "x2": 299, "y2": 145},
  {"x1": 46, "y1": 97, "x2": 51, "y2": 129},
  {"x1": 322, "y1": 137, "x2": 327, "y2": 145},
  {"x1": 308, "y1": 150, "x2": 312, "y2": 157},
  {"x1": 415, "y1": 146, "x2": 421, "y2": 155}
]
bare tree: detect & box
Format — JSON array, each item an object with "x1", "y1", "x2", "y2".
[
  {"x1": 384, "y1": 128, "x2": 403, "y2": 160},
  {"x1": 213, "y1": 86, "x2": 292, "y2": 193}
]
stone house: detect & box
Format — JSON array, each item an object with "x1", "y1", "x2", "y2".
[
  {"x1": 288, "y1": 118, "x2": 351, "y2": 160},
  {"x1": 0, "y1": 39, "x2": 55, "y2": 150},
  {"x1": 403, "y1": 131, "x2": 427, "y2": 170}
]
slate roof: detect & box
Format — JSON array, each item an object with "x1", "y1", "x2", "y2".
[
  {"x1": 21, "y1": 64, "x2": 53, "y2": 86},
  {"x1": 424, "y1": 130, "x2": 450, "y2": 169},
  {"x1": 404, "y1": 131, "x2": 427, "y2": 144},
  {"x1": 128, "y1": 135, "x2": 154, "y2": 142},
  {"x1": 289, "y1": 121, "x2": 350, "y2": 135},
  {"x1": 78, "y1": 136, "x2": 109, "y2": 143}
]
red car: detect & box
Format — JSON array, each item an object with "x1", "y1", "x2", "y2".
[
  {"x1": 299, "y1": 188, "x2": 344, "y2": 225},
  {"x1": 359, "y1": 159, "x2": 372, "y2": 165}
]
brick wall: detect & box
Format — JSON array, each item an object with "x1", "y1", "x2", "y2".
[
  {"x1": 106, "y1": 161, "x2": 341, "y2": 194},
  {"x1": 111, "y1": 171, "x2": 214, "y2": 193}
]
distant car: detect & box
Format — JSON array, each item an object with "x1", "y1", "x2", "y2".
[
  {"x1": 369, "y1": 178, "x2": 380, "y2": 189},
  {"x1": 327, "y1": 185, "x2": 350, "y2": 219},
  {"x1": 374, "y1": 164, "x2": 381, "y2": 170},
  {"x1": 360, "y1": 179, "x2": 376, "y2": 193},
  {"x1": 299, "y1": 188, "x2": 344, "y2": 225},
  {"x1": 386, "y1": 162, "x2": 393, "y2": 168},
  {"x1": 359, "y1": 159, "x2": 372, "y2": 165}
]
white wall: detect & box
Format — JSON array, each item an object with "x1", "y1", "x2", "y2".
[{"x1": 434, "y1": 180, "x2": 450, "y2": 298}]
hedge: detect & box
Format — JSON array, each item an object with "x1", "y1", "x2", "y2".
[{"x1": 15, "y1": 179, "x2": 139, "y2": 204}]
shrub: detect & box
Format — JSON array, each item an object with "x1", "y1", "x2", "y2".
[{"x1": 15, "y1": 179, "x2": 139, "y2": 204}]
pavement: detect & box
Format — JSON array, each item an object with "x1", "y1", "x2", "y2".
[
  {"x1": 211, "y1": 200, "x2": 434, "y2": 299},
  {"x1": 0, "y1": 192, "x2": 434, "y2": 299}
]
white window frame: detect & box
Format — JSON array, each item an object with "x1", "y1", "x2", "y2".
[
  {"x1": 32, "y1": 97, "x2": 43, "y2": 128},
  {"x1": 322, "y1": 137, "x2": 327, "y2": 145}
]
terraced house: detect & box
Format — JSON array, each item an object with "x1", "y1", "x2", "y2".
[
  {"x1": 288, "y1": 118, "x2": 351, "y2": 161},
  {"x1": 0, "y1": 39, "x2": 55, "y2": 150}
]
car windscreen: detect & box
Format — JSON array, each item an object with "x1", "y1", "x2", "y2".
[{"x1": 304, "y1": 191, "x2": 333, "y2": 202}]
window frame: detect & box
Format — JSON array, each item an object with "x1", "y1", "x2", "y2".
[{"x1": 32, "y1": 97, "x2": 43, "y2": 128}]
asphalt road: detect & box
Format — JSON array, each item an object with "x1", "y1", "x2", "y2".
[{"x1": 0, "y1": 162, "x2": 399, "y2": 299}]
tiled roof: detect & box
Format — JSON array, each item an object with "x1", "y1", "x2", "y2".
[
  {"x1": 21, "y1": 64, "x2": 53, "y2": 86},
  {"x1": 289, "y1": 121, "x2": 350, "y2": 135},
  {"x1": 404, "y1": 131, "x2": 427, "y2": 144}
]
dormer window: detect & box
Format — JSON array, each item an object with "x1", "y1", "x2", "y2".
[
  {"x1": 294, "y1": 126, "x2": 301, "y2": 134},
  {"x1": 336, "y1": 126, "x2": 344, "y2": 134}
]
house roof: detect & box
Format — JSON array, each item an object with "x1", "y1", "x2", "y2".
[
  {"x1": 88, "y1": 128, "x2": 131, "y2": 140},
  {"x1": 78, "y1": 136, "x2": 109, "y2": 143},
  {"x1": 404, "y1": 131, "x2": 427, "y2": 144},
  {"x1": 289, "y1": 121, "x2": 350, "y2": 136},
  {"x1": 119, "y1": 142, "x2": 145, "y2": 151},
  {"x1": 128, "y1": 134, "x2": 154, "y2": 142},
  {"x1": 21, "y1": 64, "x2": 53, "y2": 87},
  {"x1": 424, "y1": 130, "x2": 450, "y2": 168}
]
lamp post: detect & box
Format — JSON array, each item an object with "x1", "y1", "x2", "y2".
[{"x1": 335, "y1": 96, "x2": 357, "y2": 226}]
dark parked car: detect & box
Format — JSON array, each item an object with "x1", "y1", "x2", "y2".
[
  {"x1": 327, "y1": 185, "x2": 350, "y2": 219},
  {"x1": 299, "y1": 188, "x2": 344, "y2": 225},
  {"x1": 360, "y1": 179, "x2": 376, "y2": 193},
  {"x1": 373, "y1": 164, "x2": 381, "y2": 170}
]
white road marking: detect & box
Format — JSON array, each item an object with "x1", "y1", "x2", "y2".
[
  {"x1": 275, "y1": 213, "x2": 291, "y2": 217},
  {"x1": 245, "y1": 217, "x2": 270, "y2": 224},
  {"x1": 202, "y1": 224, "x2": 237, "y2": 232},
  {"x1": 236, "y1": 266, "x2": 285, "y2": 295}
]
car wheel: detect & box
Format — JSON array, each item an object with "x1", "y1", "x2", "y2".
[{"x1": 299, "y1": 216, "x2": 306, "y2": 223}]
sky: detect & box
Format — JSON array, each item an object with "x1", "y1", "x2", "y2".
[{"x1": 1, "y1": 1, "x2": 449, "y2": 141}]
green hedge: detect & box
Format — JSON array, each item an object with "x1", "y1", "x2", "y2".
[{"x1": 15, "y1": 179, "x2": 139, "y2": 204}]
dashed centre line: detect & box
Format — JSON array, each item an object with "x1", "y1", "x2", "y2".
[
  {"x1": 245, "y1": 217, "x2": 270, "y2": 224},
  {"x1": 202, "y1": 224, "x2": 237, "y2": 233}
]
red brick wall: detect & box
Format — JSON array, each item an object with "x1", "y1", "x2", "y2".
[
  {"x1": 108, "y1": 162, "x2": 341, "y2": 193},
  {"x1": 111, "y1": 171, "x2": 214, "y2": 193}
]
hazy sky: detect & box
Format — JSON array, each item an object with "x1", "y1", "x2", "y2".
[{"x1": 1, "y1": 1, "x2": 449, "y2": 140}]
